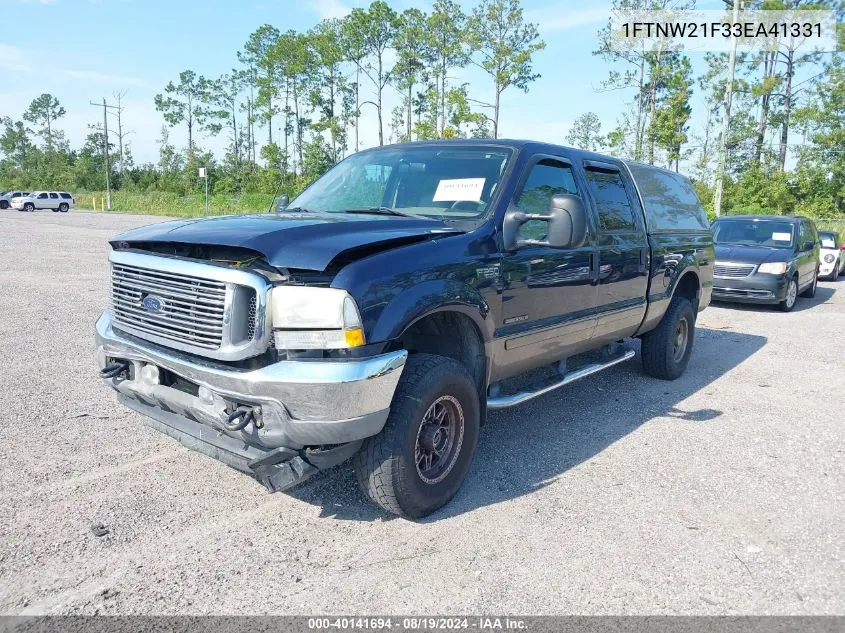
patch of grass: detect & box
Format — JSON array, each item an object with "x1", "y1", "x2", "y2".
[{"x1": 76, "y1": 191, "x2": 275, "y2": 217}]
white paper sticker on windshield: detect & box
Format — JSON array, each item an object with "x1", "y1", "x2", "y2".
[
  {"x1": 772, "y1": 232, "x2": 792, "y2": 242},
  {"x1": 432, "y1": 178, "x2": 486, "y2": 202},
  {"x1": 821, "y1": 238, "x2": 835, "y2": 248}
]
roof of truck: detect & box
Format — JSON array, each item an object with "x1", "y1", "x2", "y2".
[{"x1": 368, "y1": 139, "x2": 692, "y2": 179}]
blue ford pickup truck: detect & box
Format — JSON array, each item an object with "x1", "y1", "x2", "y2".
[{"x1": 95, "y1": 140, "x2": 714, "y2": 518}]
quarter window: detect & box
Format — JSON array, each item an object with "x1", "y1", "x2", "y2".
[{"x1": 585, "y1": 167, "x2": 636, "y2": 231}]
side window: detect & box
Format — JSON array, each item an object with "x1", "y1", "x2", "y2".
[
  {"x1": 60, "y1": 193, "x2": 72, "y2": 199},
  {"x1": 49, "y1": 193, "x2": 59, "y2": 199},
  {"x1": 514, "y1": 158, "x2": 578, "y2": 240},
  {"x1": 584, "y1": 167, "x2": 636, "y2": 232},
  {"x1": 38, "y1": 193, "x2": 48, "y2": 199}
]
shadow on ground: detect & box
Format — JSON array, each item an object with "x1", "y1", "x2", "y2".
[{"x1": 287, "y1": 326, "x2": 767, "y2": 522}]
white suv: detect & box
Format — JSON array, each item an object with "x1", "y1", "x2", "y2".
[
  {"x1": 11, "y1": 191, "x2": 74, "y2": 212},
  {"x1": 0, "y1": 190, "x2": 30, "y2": 209}
]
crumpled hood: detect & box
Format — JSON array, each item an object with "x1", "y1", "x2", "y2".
[
  {"x1": 111, "y1": 212, "x2": 462, "y2": 271},
  {"x1": 715, "y1": 244, "x2": 793, "y2": 265}
]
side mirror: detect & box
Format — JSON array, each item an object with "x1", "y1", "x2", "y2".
[
  {"x1": 274, "y1": 194, "x2": 289, "y2": 213},
  {"x1": 803, "y1": 240, "x2": 815, "y2": 252},
  {"x1": 503, "y1": 194, "x2": 588, "y2": 251}
]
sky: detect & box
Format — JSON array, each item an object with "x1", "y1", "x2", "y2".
[{"x1": 0, "y1": 0, "x2": 772, "y2": 167}]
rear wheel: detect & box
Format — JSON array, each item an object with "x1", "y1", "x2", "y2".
[
  {"x1": 641, "y1": 295, "x2": 696, "y2": 381},
  {"x1": 780, "y1": 277, "x2": 798, "y2": 311},
  {"x1": 354, "y1": 353, "x2": 480, "y2": 519},
  {"x1": 58, "y1": 203, "x2": 69, "y2": 212},
  {"x1": 23, "y1": 202, "x2": 34, "y2": 212}
]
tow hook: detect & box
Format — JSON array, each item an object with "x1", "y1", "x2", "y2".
[
  {"x1": 225, "y1": 405, "x2": 263, "y2": 431},
  {"x1": 99, "y1": 360, "x2": 130, "y2": 379}
]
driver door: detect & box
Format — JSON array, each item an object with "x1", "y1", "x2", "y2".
[{"x1": 496, "y1": 155, "x2": 599, "y2": 380}]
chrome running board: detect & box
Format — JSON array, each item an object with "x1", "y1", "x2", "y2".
[{"x1": 487, "y1": 350, "x2": 636, "y2": 410}]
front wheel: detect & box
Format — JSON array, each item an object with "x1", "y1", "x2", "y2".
[
  {"x1": 780, "y1": 277, "x2": 798, "y2": 312},
  {"x1": 640, "y1": 295, "x2": 695, "y2": 380},
  {"x1": 354, "y1": 353, "x2": 480, "y2": 519},
  {"x1": 0, "y1": 200, "x2": 8, "y2": 209},
  {"x1": 23, "y1": 202, "x2": 34, "y2": 212}
]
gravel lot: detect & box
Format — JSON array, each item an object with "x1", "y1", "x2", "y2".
[{"x1": 1, "y1": 210, "x2": 843, "y2": 616}]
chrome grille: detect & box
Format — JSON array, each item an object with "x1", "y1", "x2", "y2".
[
  {"x1": 714, "y1": 262, "x2": 755, "y2": 278},
  {"x1": 107, "y1": 251, "x2": 271, "y2": 361},
  {"x1": 111, "y1": 263, "x2": 226, "y2": 349}
]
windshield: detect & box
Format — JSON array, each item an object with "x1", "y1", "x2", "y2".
[
  {"x1": 819, "y1": 232, "x2": 838, "y2": 249},
  {"x1": 289, "y1": 145, "x2": 513, "y2": 220},
  {"x1": 713, "y1": 219, "x2": 796, "y2": 248}
]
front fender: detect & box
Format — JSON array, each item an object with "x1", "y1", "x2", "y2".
[{"x1": 369, "y1": 279, "x2": 494, "y2": 343}]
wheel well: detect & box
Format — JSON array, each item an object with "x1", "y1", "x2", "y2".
[
  {"x1": 398, "y1": 311, "x2": 486, "y2": 396},
  {"x1": 673, "y1": 271, "x2": 700, "y2": 310}
]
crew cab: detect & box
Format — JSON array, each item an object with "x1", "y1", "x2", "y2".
[{"x1": 94, "y1": 140, "x2": 713, "y2": 519}]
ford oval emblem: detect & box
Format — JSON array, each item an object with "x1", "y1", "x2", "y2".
[{"x1": 142, "y1": 295, "x2": 164, "y2": 313}]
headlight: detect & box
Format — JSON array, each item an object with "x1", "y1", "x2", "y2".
[
  {"x1": 758, "y1": 262, "x2": 788, "y2": 274},
  {"x1": 824, "y1": 254, "x2": 835, "y2": 263},
  {"x1": 269, "y1": 286, "x2": 365, "y2": 349}
]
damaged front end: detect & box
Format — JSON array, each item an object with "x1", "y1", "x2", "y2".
[{"x1": 95, "y1": 246, "x2": 407, "y2": 492}]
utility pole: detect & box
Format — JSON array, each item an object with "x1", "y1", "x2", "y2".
[
  {"x1": 89, "y1": 98, "x2": 120, "y2": 210},
  {"x1": 713, "y1": 0, "x2": 741, "y2": 218}
]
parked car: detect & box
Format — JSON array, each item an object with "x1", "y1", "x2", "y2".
[
  {"x1": 711, "y1": 215, "x2": 820, "y2": 311},
  {"x1": 0, "y1": 190, "x2": 31, "y2": 209},
  {"x1": 818, "y1": 231, "x2": 843, "y2": 280},
  {"x1": 11, "y1": 191, "x2": 74, "y2": 212},
  {"x1": 94, "y1": 140, "x2": 714, "y2": 518}
]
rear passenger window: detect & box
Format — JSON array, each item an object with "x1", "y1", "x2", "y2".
[
  {"x1": 515, "y1": 158, "x2": 578, "y2": 240},
  {"x1": 585, "y1": 168, "x2": 636, "y2": 232}
]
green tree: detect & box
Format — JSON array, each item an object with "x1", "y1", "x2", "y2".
[
  {"x1": 565, "y1": 112, "x2": 605, "y2": 152},
  {"x1": 392, "y1": 8, "x2": 429, "y2": 141},
  {"x1": 427, "y1": 0, "x2": 469, "y2": 136},
  {"x1": 349, "y1": 1, "x2": 400, "y2": 146},
  {"x1": 467, "y1": 0, "x2": 545, "y2": 139},
  {"x1": 23, "y1": 93, "x2": 66, "y2": 152},
  {"x1": 794, "y1": 56, "x2": 845, "y2": 215},
  {"x1": 154, "y1": 70, "x2": 207, "y2": 152},
  {"x1": 239, "y1": 24, "x2": 281, "y2": 147},
  {"x1": 0, "y1": 118, "x2": 35, "y2": 169},
  {"x1": 308, "y1": 19, "x2": 352, "y2": 162}
]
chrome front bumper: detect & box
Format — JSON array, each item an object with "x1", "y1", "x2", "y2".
[{"x1": 95, "y1": 311, "x2": 407, "y2": 489}]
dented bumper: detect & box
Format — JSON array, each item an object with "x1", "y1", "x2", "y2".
[{"x1": 95, "y1": 311, "x2": 407, "y2": 490}]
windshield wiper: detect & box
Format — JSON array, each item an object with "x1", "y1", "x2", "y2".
[
  {"x1": 343, "y1": 206, "x2": 417, "y2": 218},
  {"x1": 283, "y1": 206, "x2": 312, "y2": 213}
]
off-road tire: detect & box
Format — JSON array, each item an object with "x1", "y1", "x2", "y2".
[
  {"x1": 780, "y1": 276, "x2": 798, "y2": 312},
  {"x1": 354, "y1": 353, "x2": 480, "y2": 519},
  {"x1": 640, "y1": 295, "x2": 695, "y2": 381},
  {"x1": 801, "y1": 271, "x2": 817, "y2": 298}
]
